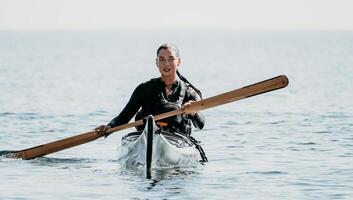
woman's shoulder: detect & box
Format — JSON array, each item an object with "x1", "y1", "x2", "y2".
[
  {"x1": 136, "y1": 77, "x2": 161, "y2": 90},
  {"x1": 181, "y1": 80, "x2": 202, "y2": 101}
]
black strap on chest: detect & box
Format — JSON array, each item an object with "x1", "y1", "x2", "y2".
[{"x1": 152, "y1": 77, "x2": 187, "y2": 107}]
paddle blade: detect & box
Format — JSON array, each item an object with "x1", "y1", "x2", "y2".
[
  {"x1": 11, "y1": 131, "x2": 101, "y2": 160},
  {"x1": 181, "y1": 75, "x2": 289, "y2": 113}
]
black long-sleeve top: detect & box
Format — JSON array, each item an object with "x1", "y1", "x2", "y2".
[{"x1": 108, "y1": 78, "x2": 205, "y2": 131}]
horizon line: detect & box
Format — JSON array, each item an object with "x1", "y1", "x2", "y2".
[{"x1": 1, "y1": 28, "x2": 353, "y2": 32}]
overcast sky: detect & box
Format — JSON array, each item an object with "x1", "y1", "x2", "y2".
[{"x1": 1, "y1": 0, "x2": 353, "y2": 31}]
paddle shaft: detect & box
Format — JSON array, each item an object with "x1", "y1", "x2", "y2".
[{"x1": 12, "y1": 75, "x2": 288, "y2": 160}]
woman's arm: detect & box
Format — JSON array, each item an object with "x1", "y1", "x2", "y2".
[{"x1": 108, "y1": 83, "x2": 145, "y2": 128}]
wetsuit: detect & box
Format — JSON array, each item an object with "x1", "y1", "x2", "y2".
[{"x1": 108, "y1": 77, "x2": 205, "y2": 134}]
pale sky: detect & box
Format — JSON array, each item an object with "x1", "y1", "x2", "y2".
[{"x1": 1, "y1": 0, "x2": 353, "y2": 30}]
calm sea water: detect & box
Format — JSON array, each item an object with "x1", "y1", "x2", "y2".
[{"x1": 0, "y1": 31, "x2": 352, "y2": 199}]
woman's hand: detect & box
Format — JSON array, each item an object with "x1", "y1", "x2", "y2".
[
  {"x1": 182, "y1": 100, "x2": 197, "y2": 116},
  {"x1": 94, "y1": 125, "x2": 111, "y2": 138}
]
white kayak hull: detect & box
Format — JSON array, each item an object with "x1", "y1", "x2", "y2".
[{"x1": 119, "y1": 116, "x2": 202, "y2": 173}]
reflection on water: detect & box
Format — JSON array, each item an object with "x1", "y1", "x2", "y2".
[
  {"x1": 29, "y1": 157, "x2": 98, "y2": 169},
  {"x1": 116, "y1": 157, "x2": 201, "y2": 194},
  {"x1": 117, "y1": 155, "x2": 201, "y2": 181},
  {"x1": 150, "y1": 166, "x2": 199, "y2": 181}
]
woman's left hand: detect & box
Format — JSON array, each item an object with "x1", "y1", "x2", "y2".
[{"x1": 182, "y1": 100, "x2": 197, "y2": 116}]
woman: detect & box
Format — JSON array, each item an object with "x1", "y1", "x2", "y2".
[{"x1": 95, "y1": 43, "x2": 205, "y2": 138}]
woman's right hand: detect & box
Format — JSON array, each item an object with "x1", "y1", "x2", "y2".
[{"x1": 94, "y1": 125, "x2": 111, "y2": 138}]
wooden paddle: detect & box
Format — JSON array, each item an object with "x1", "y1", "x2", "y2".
[{"x1": 6, "y1": 75, "x2": 288, "y2": 160}]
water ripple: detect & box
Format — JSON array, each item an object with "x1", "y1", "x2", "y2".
[{"x1": 246, "y1": 171, "x2": 288, "y2": 175}]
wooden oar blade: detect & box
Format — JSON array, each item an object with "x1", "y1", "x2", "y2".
[
  {"x1": 11, "y1": 131, "x2": 100, "y2": 160},
  {"x1": 182, "y1": 75, "x2": 288, "y2": 113},
  {"x1": 11, "y1": 120, "x2": 144, "y2": 160}
]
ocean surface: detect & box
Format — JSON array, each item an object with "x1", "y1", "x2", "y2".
[{"x1": 0, "y1": 30, "x2": 352, "y2": 199}]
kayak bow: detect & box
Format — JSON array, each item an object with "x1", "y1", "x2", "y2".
[{"x1": 119, "y1": 115, "x2": 202, "y2": 178}]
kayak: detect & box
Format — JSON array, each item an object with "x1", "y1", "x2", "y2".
[{"x1": 119, "y1": 115, "x2": 206, "y2": 177}]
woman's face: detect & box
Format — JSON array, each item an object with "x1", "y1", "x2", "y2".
[{"x1": 156, "y1": 48, "x2": 180, "y2": 78}]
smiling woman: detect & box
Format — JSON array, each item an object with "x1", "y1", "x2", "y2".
[{"x1": 95, "y1": 43, "x2": 205, "y2": 137}]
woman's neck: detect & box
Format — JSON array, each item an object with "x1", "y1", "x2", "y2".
[{"x1": 161, "y1": 74, "x2": 178, "y2": 86}]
